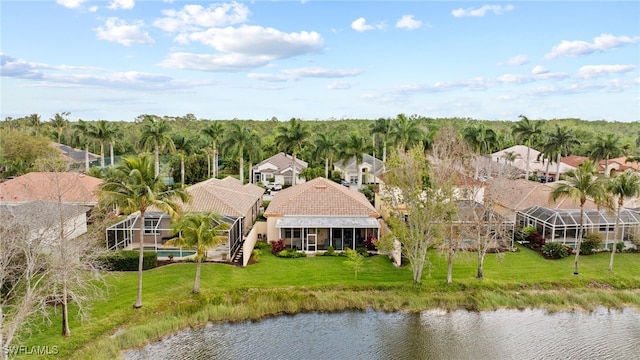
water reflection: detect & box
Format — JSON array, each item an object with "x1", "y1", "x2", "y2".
[{"x1": 124, "y1": 307, "x2": 640, "y2": 360}]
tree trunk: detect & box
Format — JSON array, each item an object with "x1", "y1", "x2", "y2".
[
  {"x1": 239, "y1": 154, "x2": 244, "y2": 185},
  {"x1": 180, "y1": 156, "x2": 185, "y2": 188},
  {"x1": 84, "y1": 143, "x2": 90, "y2": 171},
  {"x1": 154, "y1": 142, "x2": 160, "y2": 178},
  {"x1": 100, "y1": 142, "x2": 105, "y2": 169},
  {"x1": 447, "y1": 249, "x2": 454, "y2": 284},
  {"x1": 609, "y1": 197, "x2": 623, "y2": 272},
  {"x1": 325, "y1": 157, "x2": 329, "y2": 179},
  {"x1": 61, "y1": 282, "x2": 70, "y2": 337},
  {"x1": 477, "y1": 248, "x2": 484, "y2": 279},
  {"x1": 206, "y1": 152, "x2": 211, "y2": 179},
  {"x1": 356, "y1": 161, "x2": 362, "y2": 187},
  {"x1": 110, "y1": 143, "x2": 115, "y2": 166},
  {"x1": 193, "y1": 259, "x2": 202, "y2": 294},
  {"x1": 574, "y1": 204, "x2": 584, "y2": 275},
  {"x1": 525, "y1": 143, "x2": 531, "y2": 180},
  {"x1": 555, "y1": 153, "x2": 562, "y2": 181},
  {"x1": 292, "y1": 154, "x2": 297, "y2": 186},
  {"x1": 134, "y1": 210, "x2": 145, "y2": 308},
  {"x1": 213, "y1": 146, "x2": 218, "y2": 178}
]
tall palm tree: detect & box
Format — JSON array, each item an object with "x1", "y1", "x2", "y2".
[
  {"x1": 502, "y1": 151, "x2": 520, "y2": 165},
  {"x1": 274, "y1": 118, "x2": 311, "y2": 186},
  {"x1": 171, "y1": 133, "x2": 195, "y2": 187},
  {"x1": 590, "y1": 133, "x2": 623, "y2": 177},
  {"x1": 222, "y1": 122, "x2": 253, "y2": 184},
  {"x1": 389, "y1": 113, "x2": 425, "y2": 152},
  {"x1": 512, "y1": 115, "x2": 542, "y2": 180},
  {"x1": 606, "y1": 170, "x2": 640, "y2": 272},
  {"x1": 72, "y1": 119, "x2": 93, "y2": 171},
  {"x1": 370, "y1": 117, "x2": 393, "y2": 166},
  {"x1": 203, "y1": 122, "x2": 224, "y2": 178},
  {"x1": 544, "y1": 125, "x2": 580, "y2": 180},
  {"x1": 140, "y1": 115, "x2": 175, "y2": 177},
  {"x1": 100, "y1": 155, "x2": 189, "y2": 308},
  {"x1": 314, "y1": 130, "x2": 339, "y2": 178},
  {"x1": 27, "y1": 113, "x2": 42, "y2": 136},
  {"x1": 49, "y1": 111, "x2": 70, "y2": 143},
  {"x1": 246, "y1": 129, "x2": 263, "y2": 184},
  {"x1": 166, "y1": 213, "x2": 229, "y2": 294},
  {"x1": 338, "y1": 132, "x2": 373, "y2": 187},
  {"x1": 462, "y1": 123, "x2": 499, "y2": 155},
  {"x1": 88, "y1": 120, "x2": 118, "y2": 169},
  {"x1": 550, "y1": 160, "x2": 609, "y2": 275}
]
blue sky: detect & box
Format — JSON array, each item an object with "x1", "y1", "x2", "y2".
[{"x1": 1, "y1": 1, "x2": 639, "y2": 122}]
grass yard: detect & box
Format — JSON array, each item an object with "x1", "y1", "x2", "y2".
[{"x1": 17, "y1": 244, "x2": 640, "y2": 359}]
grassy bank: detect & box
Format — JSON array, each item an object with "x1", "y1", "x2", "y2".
[{"x1": 19, "y1": 245, "x2": 640, "y2": 359}]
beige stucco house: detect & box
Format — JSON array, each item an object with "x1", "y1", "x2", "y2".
[{"x1": 252, "y1": 152, "x2": 307, "y2": 186}]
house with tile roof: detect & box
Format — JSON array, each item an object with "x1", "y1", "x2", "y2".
[
  {"x1": 562, "y1": 155, "x2": 640, "y2": 177},
  {"x1": 106, "y1": 176, "x2": 264, "y2": 262},
  {"x1": 252, "y1": 152, "x2": 307, "y2": 186},
  {"x1": 263, "y1": 177, "x2": 382, "y2": 251},
  {"x1": 333, "y1": 154, "x2": 384, "y2": 187},
  {"x1": 491, "y1": 145, "x2": 576, "y2": 179},
  {"x1": 0, "y1": 172, "x2": 103, "y2": 206}
]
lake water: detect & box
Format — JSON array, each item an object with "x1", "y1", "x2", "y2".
[{"x1": 124, "y1": 307, "x2": 640, "y2": 360}]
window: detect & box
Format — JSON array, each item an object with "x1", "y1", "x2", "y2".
[{"x1": 144, "y1": 218, "x2": 160, "y2": 235}]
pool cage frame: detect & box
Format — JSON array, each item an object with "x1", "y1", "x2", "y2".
[
  {"x1": 106, "y1": 211, "x2": 244, "y2": 260},
  {"x1": 515, "y1": 206, "x2": 640, "y2": 248}
]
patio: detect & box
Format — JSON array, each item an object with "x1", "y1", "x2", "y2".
[{"x1": 276, "y1": 216, "x2": 379, "y2": 251}]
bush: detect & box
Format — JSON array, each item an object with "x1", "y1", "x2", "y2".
[
  {"x1": 541, "y1": 242, "x2": 569, "y2": 259},
  {"x1": 326, "y1": 246, "x2": 335, "y2": 256},
  {"x1": 522, "y1": 226, "x2": 537, "y2": 238},
  {"x1": 528, "y1": 231, "x2": 546, "y2": 248},
  {"x1": 270, "y1": 239, "x2": 286, "y2": 255},
  {"x1": 364, "y1": 234, "x2": 377, "y2": 251},
  {"x1": 580, "y1": 233, "x2": 603, "y2": 255},
  {"x1": 255, "y1": 240, "x2": 270, "y2": 250},
  {"x1": 99, "y1": 250, "x2": 158, "y2": 271},
  {"x1": 251, "y1": 249, "x2": 261, "y2": 263},
  {"x1": 616, "y1": 241, "x2": 625, "y2": 252},
  {"x1": 356, "y1": 247, "x2": 369, "y2": 257},
  {"x1": 276, "y1": 249, "x2": 306, "y2": 258}
]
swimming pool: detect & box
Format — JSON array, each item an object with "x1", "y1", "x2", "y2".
[{"x1": 139, "y1": 247, "x2": 196, "y2": 258}]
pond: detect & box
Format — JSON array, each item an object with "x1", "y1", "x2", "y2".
[{"x1": 124, "y1": 307, "x2": 640, "y2": 360}]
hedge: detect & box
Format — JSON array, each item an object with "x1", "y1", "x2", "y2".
[{"x1": 100, "y1": 250, "x2": 158, "y2": 271}]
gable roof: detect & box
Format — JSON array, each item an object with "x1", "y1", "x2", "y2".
[
  {"x1": 492, "y1": 145, "x2": 576, "y2": 175},
  {"x1": 52, "y1": 142, "x2": 100, "y2": 162},
  {"x1": 180, "y1": 176, "x2": 263, "y2": 217},
  {"x1": 253, "y1": 152, "x2": 308, "y2": 174},
  {"x1": 264, "y1": 177, "x2": 378, "y2": 217},
  {"x1": 0, "y1": 172, "x2": 103, "y2": 205},
  {"x1": 334, "y1": 154, "x2": 384, "y2": 175},
  {"x1": 0, "y1": 201, "x2": 88, "y2": 231}
]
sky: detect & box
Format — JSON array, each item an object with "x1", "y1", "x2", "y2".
[{"x1": 1, "y1": 1, "x2": 639, "y2": 123}]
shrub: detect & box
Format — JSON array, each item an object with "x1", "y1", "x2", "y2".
[
  {"x1": 270, "y1": 239, "x2": 286, "y2": 255},
  {"x1": 528, "y1": 231, "x2": 546, "y2": 248},
  {"x1": 255, "y1": 240, "x2": 270, "y2": 250},
  {"x1": 277, "y1": 249, "x2": 306, "y2": 258},
  {"x1": 616, "y1": 241, "x2": 625, "y2": 253},
  {"x1": 581, "y1": 233, "x2": 603, "y2": 255},
  {"x1": 356, "y1": 247, "x2": 369, "y2": 257},
  {"x1": 326, "y1": 246, "x2": 335, "y2": 256},
  {"x1": 541, "y1": 242, "x2": 569, "y2": 259},
  {"x1": 364, "y1": 234, "x2": 377, "y2": 251},
  {"x1": 99, "y1": 250, "x2": 158, "y2": 271},
  {"x1": 251, "y1": 249, "x2": 261, "y2": 263}
]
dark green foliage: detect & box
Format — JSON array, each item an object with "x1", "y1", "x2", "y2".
[
  {"x1": 616, "y1": 241, "x2": 625, "y2": 252},
  {"x1": 356, "y1": 247, "x2": 369, "y2": 257},
  {"x1": 99, "y1": 251, "x2": 158, "y2": 271},
  {"x1": 358, "y1": 184, "x2": 376, "y2": 206},
  {"x1": 276, "y1": 249, "x2": 307, "y2": 258},
  {"x1": 541, "y1": 242, "x2": 569, "y2": 259},
  {"x1": 581, "y1": 233, "x2": 604, "y2": 255},
  {"x1": 326, "y1": 246, "x2": 335, "y2": 256}
]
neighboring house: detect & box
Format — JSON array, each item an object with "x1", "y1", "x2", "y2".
[
  {"x1": 0, "y1": 172, "x2": 103, "y2": 207},
  {"x1": 52, "y1": 142, "x2": 100, "y2": 171},
  {"x1": 516, "y1": 206, "x2": 640, "y2": 249},
  {"x1": 491, "y1": 145, "x2": 576, "y2": 179},
  {"x1": 563, "y1": 155, "x2": 640, "y2": 177},
  {"x1": 333, "y1": 154, "x2": 384, "y2": 187},
  {"x1": 264, "y1": 177, "x2": 382, "y2": 252},
  {"x1": 0, "y1": 201, "x2": 89, "y2": 247},
  {"x1": 106, "y1": 176, "x2": 264, "y2": 262},
  {"x1": 252, "y1": 152, "x2": 307, "y2": 186}
]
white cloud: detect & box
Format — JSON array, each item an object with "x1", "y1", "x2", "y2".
[
  {"x1": 576, "y1": 64, "x2": 636, "y2": 79},
  {"x1": 88, "y1": 5, "x2": 98, "y2": 12},
  {"x1": 154, "y1": 3, "x2": 250, "y2": 33},
  {"x1": 396, "y1": 15, "x2": 422, "y2": 30},
  {"x1": 503, "y1": 55, "x2": 528, "y2": 66},
  {"x1": 531, "y1": 65, "x2": 549, "y2": 75},
  {"x1": 497, "y1": 74, "x2": 533, "y2": 84},
  {"x1": 249, "y1": 67, "x2": 362, "y2": 82},
  {"x1": 546, "y1": 34, "x2": 640, "y2": 60},
  {"x1": 328, "y1": 81, "x2": 355, "y2": 90},
  {"x1": 451, "y1": 4, "x2": 514, "y2": 18},
  {"x1": 108, "y1": 0, "x2": 135, "y2": 10},
  {"x1": 56, "y1": 0, "x2": 86, "y2": 9},
  {"x1": 95, "y1": 18, "x2": 155, "y2": 46},
  {"x1": 159, "y1": 52, "x2": 273, "y2": 72},
  {"x1": 183, "y1": 25, "x2": 323, "y2": 59},
  {"x1": 351, "y1": 17, "x2": 385, "y2": 32}
]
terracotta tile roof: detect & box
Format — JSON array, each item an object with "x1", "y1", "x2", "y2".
[
  {"x1": 180, "y1": 176, "x2": 263, "y2": 217},
  {"x1": 264, "y1": 177, "x2": 378, "y2": 217},
  {"x1": 0, "y1": 172, "x2": 103, "y2": 204},
  {"x1": 253, "y1": 152, "x2": 307, "y2": 174}
]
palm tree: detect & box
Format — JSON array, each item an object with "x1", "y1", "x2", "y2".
[
  {"x1": 314, "y1": 130, "x2": 339, "y2": 178},
  {"x1": 544, "y1": 125, "x2": 580, "y2": 180},
  {"x1": 203, "y1": 122, "x2": 224, "y2": 178},
  {"x1": 389, "y1": 113, "x2": 424, "y2": 152},
  {"x1": 100, "y1": 155, "x2": 189, "y2": 308},
  {"x1": 502, "y1": 151, "x2": 520, "y2": 165},
  {"x1": 370, "y1": 117, "x2": 392, "y2": 166},
  {"x1": 171, "y1": 133, "x2": 195, "y2": 187},
  {"x1": 222, "y1": 122, "x2": 252, "y2": 184},
  {"x1": 590, "y1": 133, "x2": 623, "y2": 177},
  {"x1": 88, "y1": 120, "x2": 118, "y2": 168},
  {"x1": 246, "y1": 129, "x2": 263, "y2": 184},
  {"x1": 166, "y1": 213, "x2": 229, "y2": 294},
  {"x1": 27, "y1": 113, "x2": 42, "y2": 136},
  {"x1": 140, "y1": 115, "x2": 175, "y2": 177},
  {"x1": 512, "y1": 115, "x2": 542, "y2": 180},
  {"x1": 462, "y1": 123, "x2": 499, "y2": 155},
  {"x1": 338, "y1": 133, "x2": 373, "y2": 187},
  {"x1": 49, "y1": 112, "x2": 70, "y2": 143},
  {"x1": 550, "y1": 160, "x2": 609, "y2": 275},
  {"x1": 72, "y1": 119, "x2": 93, "y2": 171},
  {"x1": 606, "y1": 170, "x2": 640, "y2": 272},
  {"x1": 274, "y1": 118, "x2": 311, "y2": 186}
]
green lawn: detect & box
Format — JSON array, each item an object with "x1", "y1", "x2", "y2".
[{"x1": 18, "y1": 245, "x2": 640, "y2": 359}]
